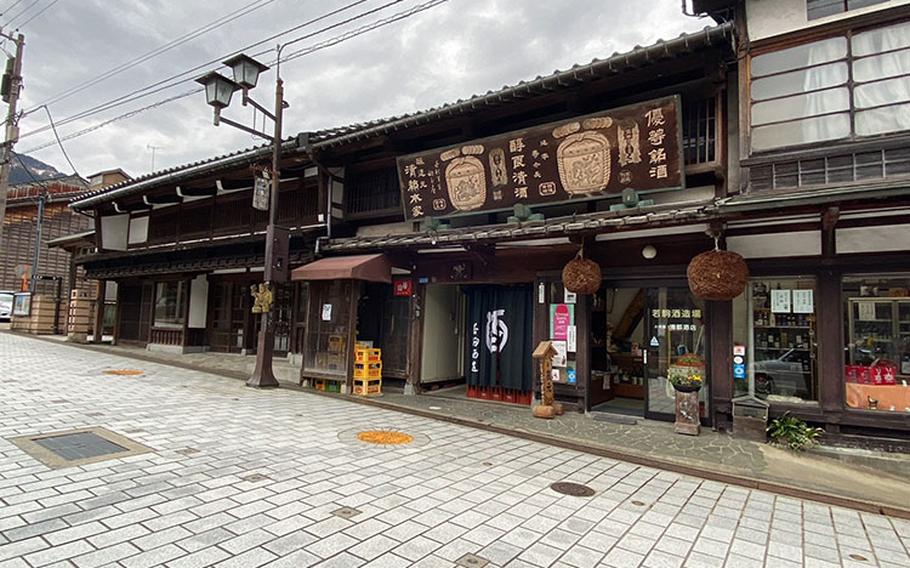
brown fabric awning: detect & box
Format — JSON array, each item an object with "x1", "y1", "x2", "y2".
[{"x1": 291, "y1": 254, "x2": 392, "y2": 283}]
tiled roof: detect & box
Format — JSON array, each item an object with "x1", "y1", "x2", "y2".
[
  {"x1": 324, "y1": 201, "x2": 719, "y2": 252},
  {"x1": 8, "y1": 175, "x2": 88, "y2": 204},
  {"x1": 70, "y1": 22, "x2": 733, "y2": 211}
]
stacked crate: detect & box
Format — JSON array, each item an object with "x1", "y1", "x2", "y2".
[{"x1": 353, "y1": 345, "x2": 382, "y2": 396}]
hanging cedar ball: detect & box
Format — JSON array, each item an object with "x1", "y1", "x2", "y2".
[
  {"x1": 562, "y1": 255, "x2": 602, "y2": 295},
  {"x1": 687, "y1": 249, "x2": 749, "y2": 300}
]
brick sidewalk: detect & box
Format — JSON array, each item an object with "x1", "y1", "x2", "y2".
[{"x1": 2, "y1": 333, "x2": 909, "y2": 567}]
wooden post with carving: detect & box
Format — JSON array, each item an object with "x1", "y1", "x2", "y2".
[{"x1": 532, "y1": 341, "x2": 559, "y2": 419}]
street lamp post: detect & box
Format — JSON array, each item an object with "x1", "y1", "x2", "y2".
[{"x1": 196, "y1": 52, "x2": 288, "y2": 389}]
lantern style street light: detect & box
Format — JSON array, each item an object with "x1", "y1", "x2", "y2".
[{"x1": 196, "y1": 52, "x2": 288, "y2": 389}]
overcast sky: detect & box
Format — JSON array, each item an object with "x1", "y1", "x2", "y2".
[{"x1": 8, "y1": 0, "x2": 709, "y2": 178}]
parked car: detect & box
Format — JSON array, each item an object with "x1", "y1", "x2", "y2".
[
  {"x1": 753, "y1": 348, "x2": 811, "y2": 398},
  {"x1": 0, "y1": 291, "x2": 13, "y2": 322}
]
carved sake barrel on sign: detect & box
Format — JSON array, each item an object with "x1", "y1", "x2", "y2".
[
  {"x1": 445, "y1": 156, "x2": 487, "y2": 211},
  {"x1": 555, "y1": 125, "x2": 612, "y2": 195}
]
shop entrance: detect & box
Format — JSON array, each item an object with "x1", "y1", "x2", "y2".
[
  {"x1": 590, "y1": 285, "x2": 707, "y2": 421},
  {"x1": 356, "y1": 282, "x2": 411, "y2": 379}
]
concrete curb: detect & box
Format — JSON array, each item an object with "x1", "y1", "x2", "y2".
[{"x1": 15, "y1": 332, "x2": 910, "y2": 519}]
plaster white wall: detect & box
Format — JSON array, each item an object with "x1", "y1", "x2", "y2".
[
  {"x1": 188, "y1": 275, "x2": 209, "y2": 329},
  {"x1": 746, "y1": 0, "x2": 910, "y2": 41},
  {"x1": 727, "y1": 230, "x2": 821, "y2": 258},
  {"x1": 837, "y1": 223, "x2": 910, "y2": 253},
  {"x1": 128, "y1": 216, "x2": 149, "y2": 245},
  {"x1": 100, "y1": 214, "x2": 129, "y2": 251}
]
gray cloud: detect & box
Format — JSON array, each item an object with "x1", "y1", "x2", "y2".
[{"x1": 12, "y1": 0, "x2": 708, "y2": 177}]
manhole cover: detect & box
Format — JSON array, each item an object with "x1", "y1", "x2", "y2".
[
  {"x1": 103, "y1": 369, "x2": 144, "y2": 376},
  {"x1": 356, "y1": 430, "x2": 414, "y2": 445},
  {"x1": 331, "y1": 506, "x2": 362, "y2": 519},
  {"x1": 848, "y1": 553, "x2": 869, "y2": 562},
  {"x1": 550, "y1": 482, "x2": 596, "y2": 497},
  {"x1": 455, "y1": 553, "x2": 489, "y2": 568},
  {"x1": 35, "y1": 432, "x2": 126, "y2": 460},
  {"x1": 7, "y1": 427, "x2": 152, "y2": 469},
  {"x1": 240, "y1": 473, "x2": 271, "y2": 483}
]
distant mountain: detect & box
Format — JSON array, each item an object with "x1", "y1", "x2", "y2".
[{"x1": 9, "y1": 153, "x2": 66, "y2": 185}]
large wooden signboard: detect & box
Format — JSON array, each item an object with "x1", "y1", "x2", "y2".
[{"x1": 397, "y1": 96, "x2": 683, "y2": 220}]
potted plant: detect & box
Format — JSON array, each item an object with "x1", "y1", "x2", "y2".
[
  {"x1": 668, "y1": 353, "x2": 705, "y2": 392},
  {"x1": 668, "y1": 353, "x2": 704, "y2": 436}
]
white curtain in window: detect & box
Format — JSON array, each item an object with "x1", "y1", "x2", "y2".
[
  {"x1": 801, "y1": 40, "x2": 851, "y2": 144},
  {"x1": 854, "y1": 49, "x2": 910, "y2": 83},
  {"x1": 855, "y1": 76, "x2": 910, "y2": 108},
  {"x1": 857, "y1": 102, "x2": 910, "y2": 136},
  {"x1": 852, "y1": 20, "x2": 910, "y2": 57}
]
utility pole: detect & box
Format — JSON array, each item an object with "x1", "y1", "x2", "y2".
[
  {"x1": 0, "y1": 30, "x2": 24, "y2": 255},
  {"x1": 146, "y1": 144, "x2": 162, "y2": 171}
]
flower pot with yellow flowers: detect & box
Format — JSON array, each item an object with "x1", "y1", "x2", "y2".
[{"x1": 667, "y1": 353, "x2": 704, "y2": 435}]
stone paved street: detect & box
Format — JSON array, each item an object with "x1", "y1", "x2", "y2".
[{"x1": 1, "y1": 333, "x2": 909, "y2": 568}]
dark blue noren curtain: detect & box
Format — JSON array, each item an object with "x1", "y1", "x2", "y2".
[{"x1": 465, "y1": 285, "x2": 533, "y2": 391}]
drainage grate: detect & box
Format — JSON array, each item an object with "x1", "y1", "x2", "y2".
[
  {"x1": 550, "y1": 482, "x2": 596, "y2": 497},
  {"x1": 455, "y1": 553, "x2": 490, "y2": 568},
  {"x1": 8, "y1": 427, "x2": 153, "y2": 469},
  {"x1": 34, "y1": 432, "x2": 128, "y2": 461}
]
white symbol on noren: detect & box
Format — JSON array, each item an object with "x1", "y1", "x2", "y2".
[{"x1": 485, "y1": 309, "x2": 509, "y2": 354}]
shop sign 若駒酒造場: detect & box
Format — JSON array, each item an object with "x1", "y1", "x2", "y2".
[{"x1": 396, "y1": 96, "x2": 683, "y2": 220}]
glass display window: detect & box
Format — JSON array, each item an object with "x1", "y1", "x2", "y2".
[
  {"x1": 153, "y1": 281, "x2": 187, "y2": 329},
  {"x1": 843, "y1": 274, "x2": 910, "y2": 413},
  {"x1": 304, "y1": 280, "x2": 354, "y2": 377},
  {"x1": 733, "y1": 277, "x2": 818, "y2": 403}
]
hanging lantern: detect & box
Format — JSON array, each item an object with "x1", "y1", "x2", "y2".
[
  {"x1": 687, "y1": 242, "x2": 749, "y2": 301},
  {"x1": 562, "y1": 248, "x2": 601, "y2": 295}
]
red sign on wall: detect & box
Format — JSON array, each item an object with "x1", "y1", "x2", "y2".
[{"x1": 393, "y1": 279, "x2": 413, "y2": 297}]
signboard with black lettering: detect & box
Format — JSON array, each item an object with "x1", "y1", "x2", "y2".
[{"x1": 397, "y1": 96, "x2": 683, "y2": 220}]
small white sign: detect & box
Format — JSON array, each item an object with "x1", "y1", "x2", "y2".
[
  {"x1": 858, "y1": 301, "x2": 876, "y2": 321},
  {"x1": 650, "y1": 336, "x2": 659, "y2": 347},
  {"x1": 567, "y1": 326, "x2": 577, "y2": 353},
  {"x1": 792, "y1": 289, "x2": 814, "y2": 314},
  {"x1": 552, "y1": 340, "x2": 567, "y2": 368},
  {"x1": 771, "y1": 289, "x2": 791, "y2": 313},
  {"x1": 321, "y1": 303, "x2": 333, "y2": 321},
  {"x1": 538, "y1": 282, "x2": 545, "y2": 304},
  {"x1": 733, "y1": 344, "x2": 746, "y2": 356},
  {"x1": 564, "y1": 289, "x2": 577, "y2": 304}
]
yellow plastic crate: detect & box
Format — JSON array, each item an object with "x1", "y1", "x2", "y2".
[
  {"x1": 355, "y1": 347, "x2": 382, "y2": 364},
  {"x1": 353, "y1": 377, "x2": 382, "y2": 396},
  {"x1": 353, "y1": 362, "x2": 382, "y2": 379}
]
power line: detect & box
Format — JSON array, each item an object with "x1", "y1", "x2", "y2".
[
  {"x1": 20, "y1": 0, "x2": 381, "y2": 138},
  {"x1": 36, "y1": 104, "x2": 79, "y2": 176},
  {"x1": 0, "y1": 0, "x2": 26, "y2": 17},
  {"x1": 15, "y1": 0, "x2": 60, "y2": 29},
  {"x1": 4, "y1": 0, "x2": 40, "y2": 27},
  {"x1": 19, "y1": 0, "x2": 450, "y2": 155},
  {"x1": 31, "y1": 0, "x2": 276, "y2": 111}
]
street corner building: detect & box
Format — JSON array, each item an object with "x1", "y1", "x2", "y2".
[{"x1": 65, "y1": 0, "x2": 910, "y2": 447}]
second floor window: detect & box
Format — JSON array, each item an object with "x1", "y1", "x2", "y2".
[
  {"x1": 750, "y1": 19, "x2": 910, "y2": 152},
  {"x1": 808, "y1": 0, "x2": 890, "y2": 21}
]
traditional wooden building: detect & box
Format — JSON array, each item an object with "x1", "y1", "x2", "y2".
[
  {"x1": 1, "y1": 177, "x2": 91, "y2": 296},
  {"x1": 71, "y1": 3, "x2": 910, "y2": 444},
  {"x1": 290, "y1": 23, "x2": 739, "y2": 427},
  {"x1": 689, "y1": 0, "x2": 910, "y2": 444}
]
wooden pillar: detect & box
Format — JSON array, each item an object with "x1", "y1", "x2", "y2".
[
  {"x1": 817, "y1": 270, "x2": 844, "y2": 419},
  {"x1": 92, "y1": 279, "x2": 105, "y2": 344},
  {"x1": 112, "y1": 281, "x2": 122, "y2": 346},
  {"x1": 576, "y1": 291, "x2": 591, "y2": 411},
  {"x1": 708, "y1": 299, "x2": 733, "y2": 431},
  {"x1": 405, "y1": 284, "x2": 425, "y2": 395}
]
